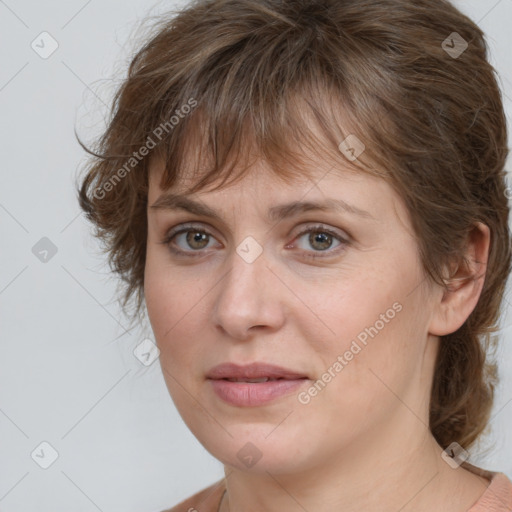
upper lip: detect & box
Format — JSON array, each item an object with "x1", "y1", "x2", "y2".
[{"x1": 207, "y1": 362, "x2": 309, "y2": 380}]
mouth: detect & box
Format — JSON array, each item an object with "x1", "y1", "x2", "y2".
[{"x1": 206, "y1": 362, "x2": 310, "y2": 406}]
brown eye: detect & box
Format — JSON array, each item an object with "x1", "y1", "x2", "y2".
[
  {"x1": 306, "y1": 231, "x2": 334, "y2": 251},
  {"x1": 161, "y1": 224, "x2": 220, "y2": 256},
  {"x1": 290, "y1": 224, "x2": 349, "y2": 259},
  {"x1": 184, "y1": 230, "x2": 210, "y2": 250}
]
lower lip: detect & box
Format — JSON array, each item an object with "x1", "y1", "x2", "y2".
[{"x1": 208, "y1": 378, "x2": 308, "y2": 407}]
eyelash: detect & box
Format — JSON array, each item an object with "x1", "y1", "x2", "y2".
[{"x1": 159, "y1": 223, "x2": 350, "y2": 260}]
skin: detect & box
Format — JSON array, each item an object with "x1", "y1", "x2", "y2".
[{"x1": 144, "y1": 150, "x2": 491, "y2": 512}]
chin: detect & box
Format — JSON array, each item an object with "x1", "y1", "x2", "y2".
[{"x1": 192, "y1": 426, "x2": 318, "y2": 475}]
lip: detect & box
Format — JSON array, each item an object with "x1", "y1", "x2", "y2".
[
  {"x1": 207, "y1": 362, "x2": 309, "y2": 407},
  {"x1": 207, "y1": 362, "x2": 309, "y2": 380}
]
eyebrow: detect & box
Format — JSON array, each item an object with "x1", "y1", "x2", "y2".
[{"x1": 149, "y1": 193, "x2": 374, "y2": 222}]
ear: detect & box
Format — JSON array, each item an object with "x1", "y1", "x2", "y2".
[{"x1": 428, "y1": 222, "x2": 490, "y2": 336}]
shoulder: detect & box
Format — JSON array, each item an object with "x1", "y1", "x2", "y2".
[
  {"x1": 159, "y1": 479, "x2": 226, "y2": 512},
  {"x1": 464, "y1": 462, "x2": 512, "y2": 512}
]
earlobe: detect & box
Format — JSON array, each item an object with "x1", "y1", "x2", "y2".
[{"x1": 428, "y1": 222, "x2": 490, "y2": 337}]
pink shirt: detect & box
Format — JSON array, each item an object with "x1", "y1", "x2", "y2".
[
  {"x1": 163, "y1": 465, "x2": 512, "y2": 512},
  {"x1": 466, "y1": 464, "x2": 512, "y2": 512}
]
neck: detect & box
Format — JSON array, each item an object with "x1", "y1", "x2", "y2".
[{"x1": 218, "y1": 420, "x2": 488, "y2": 512}]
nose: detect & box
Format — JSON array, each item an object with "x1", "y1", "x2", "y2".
[{"x1": 211, "y1": 246, "x2": 286, "y2": 341}]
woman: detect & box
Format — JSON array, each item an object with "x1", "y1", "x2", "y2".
[{"x1": 76, "y1": 0, "x2": 512, "y2": 510}]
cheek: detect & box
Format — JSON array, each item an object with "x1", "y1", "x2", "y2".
[
  {"x1": 328, "y1": 305, "x2": 424, "y2": 428},
  {"x1": 295, "y1": 311, "x2": 417, "y2": 446},
  {"x1": 144, "y1": 279, "x2": 223, "y2": 439},
  {"x1": 294, "y1": 264, "x2": 405, "y2": 359},
  {"x1": 144, "y1": 261, "x2": 213, "y2": 372},
  {"x1": 144, "y1": 269, "x2": 209, "y2": 423},
  {"x1": 295, "y1": 258, "x2": 422, "y2": 410},
  {"x1": 145, "y1": 245, "x2": 195, "y2": 332}
]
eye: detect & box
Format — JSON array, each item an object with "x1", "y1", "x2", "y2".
[
  {"x1": 160, "y1": 223, "x2": 349, "y2": 259},
  {"x1": 160, "y1": 223, "x2": 221, "y2": 256},
  {"x1": 288, "y1": 224, "x2": 349, "y2": 259}
]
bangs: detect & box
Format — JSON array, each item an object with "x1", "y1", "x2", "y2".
[
  {"x1": 150, "y1": 80, "x2": 387, "y2": 196},
  {"x1": 129, "y1": 11, "x2": 389, "y2": 196}
]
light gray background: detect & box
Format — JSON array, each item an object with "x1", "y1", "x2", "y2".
[{"x1": 0, "y1": 1, "x2": 511, "y2": 511}]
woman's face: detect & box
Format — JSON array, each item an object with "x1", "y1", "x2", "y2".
[{"x1": 144, "y1": 154, "x2": 441, "y2": 475}]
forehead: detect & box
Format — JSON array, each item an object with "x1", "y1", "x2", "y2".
[
  {"x1": 146, "y1": 153, "x2": 412, "y2": 236},
  {"x1": 147, "y1": 150, "x2": 365, "y2": 199}
]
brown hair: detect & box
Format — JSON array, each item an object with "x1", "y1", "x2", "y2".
[{"x1": 76, "y1": 0, "x2": 511, "y2": 451}]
